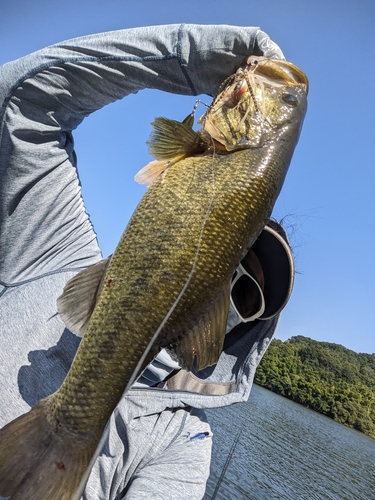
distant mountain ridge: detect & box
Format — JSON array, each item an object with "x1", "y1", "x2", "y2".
[{"x1": 255, "y1": 336, "x2": 375, "y2": 438}]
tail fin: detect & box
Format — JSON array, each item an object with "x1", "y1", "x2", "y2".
[{"x1": 0, "y1": 399, "x2": 96, "y2": 499}]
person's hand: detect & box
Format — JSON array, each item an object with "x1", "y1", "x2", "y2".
[
  {"x1": 254, "y1": 29, "x2": 285, "y2": 60},
  {"x1": 180, "y1": 25, "x2": 285, "y2": 96}
]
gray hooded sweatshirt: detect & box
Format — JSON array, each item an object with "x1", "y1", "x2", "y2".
[{"x1": 0, "y1": 24, "x2": 286, "y2": 499}]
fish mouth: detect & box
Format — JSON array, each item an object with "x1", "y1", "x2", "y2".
[
  {"x1": 243, "y1": 56, "x2": 309, "y2": 94},
  {"x1": 199, "y1": 56, "x2": 308, "y2": 151},
  {"x1": 204, "y1": 56, "x2": 308, "y2": 116}
]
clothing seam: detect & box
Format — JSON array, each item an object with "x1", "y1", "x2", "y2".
[
  {"x1": 0, "y1": 267, "x2": 85, "y2": 297},
  {"x1": 236, "y1": 316, "x2": 278, "y2": 387},
  {"x1": 0, "y1": 52, "x2": 177, "y2": 148},
  {"x1": 176, "y1": 24, "x2": 197, "y2": 96},
  {"x1": 167, "y1": 409, "x2": 188, "y2": 449},
  {"x1": 252, "y1": 28, "x2": 261, "y2": 54}
]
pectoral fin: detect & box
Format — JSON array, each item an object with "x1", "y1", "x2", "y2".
[
  {"x1": 172, "y1": 284, "x2": 231, "y2": 371},
  {"x1": 57, "y1": 257, "x2": 111, "y2": 337},
  {"x1": 134, "y1": 158, "x2": 182, "y2": 187}
]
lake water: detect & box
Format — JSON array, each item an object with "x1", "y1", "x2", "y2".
[{"x1": 203, "y1": 384, "x2": 375, "y2": 500}]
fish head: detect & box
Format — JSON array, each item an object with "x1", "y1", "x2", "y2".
[{"x1": 199, "y1": 56, "x2": 308, "y2": 151}]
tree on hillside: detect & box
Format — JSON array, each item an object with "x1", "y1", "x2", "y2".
[{"x1": 255, "y1": 336, "x2": 375, "y2": 438}]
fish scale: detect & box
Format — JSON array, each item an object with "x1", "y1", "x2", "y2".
[
  {"x1": 53, "y1": 146, "x2": 285, "y2": 434},
  {"x1": 0, "y1": 56, "x2": 308, "y2": 499}
]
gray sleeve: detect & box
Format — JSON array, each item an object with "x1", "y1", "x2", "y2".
[
  {"x1": 0, "y1": 24, "x2": 282, "y2": 284},
  {"x1": 123, "y1": 410, "x2": 212, "y2": 500},
  {"x1": 0, "y1": 24, "x2": 282, "y2": 500},
  {"x1": 82, "y1": 406, "x2": 212, "y2": 500}
]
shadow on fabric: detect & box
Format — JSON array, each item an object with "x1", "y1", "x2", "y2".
[{"x1": 18, "y1": 328, "x2": 81, "y2": 406}]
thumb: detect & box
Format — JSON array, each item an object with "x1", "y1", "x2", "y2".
[{"x1": 254, "y1": 30, "x2": 285, "y2": 60}]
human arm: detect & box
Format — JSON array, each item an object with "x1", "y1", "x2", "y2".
[
  {"x1": 0, "y1": 24, "x2": 285, "y2": 500},
  {"x1": 0, "y1": 24, "x2": 283, "y2": 284}
]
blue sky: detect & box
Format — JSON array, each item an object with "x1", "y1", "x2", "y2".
[{"x1": 1, "y1": 0, "x2": 374, "y2": 354}]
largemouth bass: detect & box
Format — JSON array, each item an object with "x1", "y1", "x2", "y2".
[{"x1": 0, "y1": 57, "x2": 308, "y2": 499}]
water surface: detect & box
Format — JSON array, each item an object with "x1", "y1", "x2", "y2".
[{"x1": 204, "y1": 384, "x2": 375, "y2": 499}]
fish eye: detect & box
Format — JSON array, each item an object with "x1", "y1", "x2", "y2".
[{"x1": 282, "y1": 93, "x2": 298, "y2": 107}]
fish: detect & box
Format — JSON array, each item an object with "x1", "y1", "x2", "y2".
[{"x1": 0, "y1": 56, "x2": 308, "y2": 499}]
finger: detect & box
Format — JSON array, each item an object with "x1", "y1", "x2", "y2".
[{"x1": 255, "y1": 30, "x2": 285, "y2": 60}]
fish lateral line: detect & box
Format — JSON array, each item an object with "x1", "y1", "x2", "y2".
[
  {"x1": 73, "y1": 152, "x2": 219, "y2": 498},
  {"x1": 0, "y1": 56, "x2": 308, "y2": 499}
]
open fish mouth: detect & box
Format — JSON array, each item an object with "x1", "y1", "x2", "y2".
[
  {"x1": 199, "y1": 56, "x2": 308, "y2": 151},
  {"x1": 242, "y1": 56, "x2": 309, "y2": 93},
  {"x1": 0, "y1": 53, "x2": 308, "y2": 500}
]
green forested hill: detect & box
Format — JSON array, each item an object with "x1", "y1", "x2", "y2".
[{"x1": 255, "y1": 336, "x2": 375, "y2": 438}]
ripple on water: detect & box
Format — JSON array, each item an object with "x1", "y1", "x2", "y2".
[{"x1": 203, "y1": 385, "x2": 375, "y2": 500}]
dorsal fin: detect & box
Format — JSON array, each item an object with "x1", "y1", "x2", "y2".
[
  {"x1": 147, "y1": 116, "x2": 204, "y2": 160},
  {"x1": 57, "y1": 257, "x2": 111, "y2": 337},
  {"x1": 171, "y1": 283, "x2": 231, "y2": 371},
  {"x1": 135, "y1": 115, "x2": 207, "y2": 187}
]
